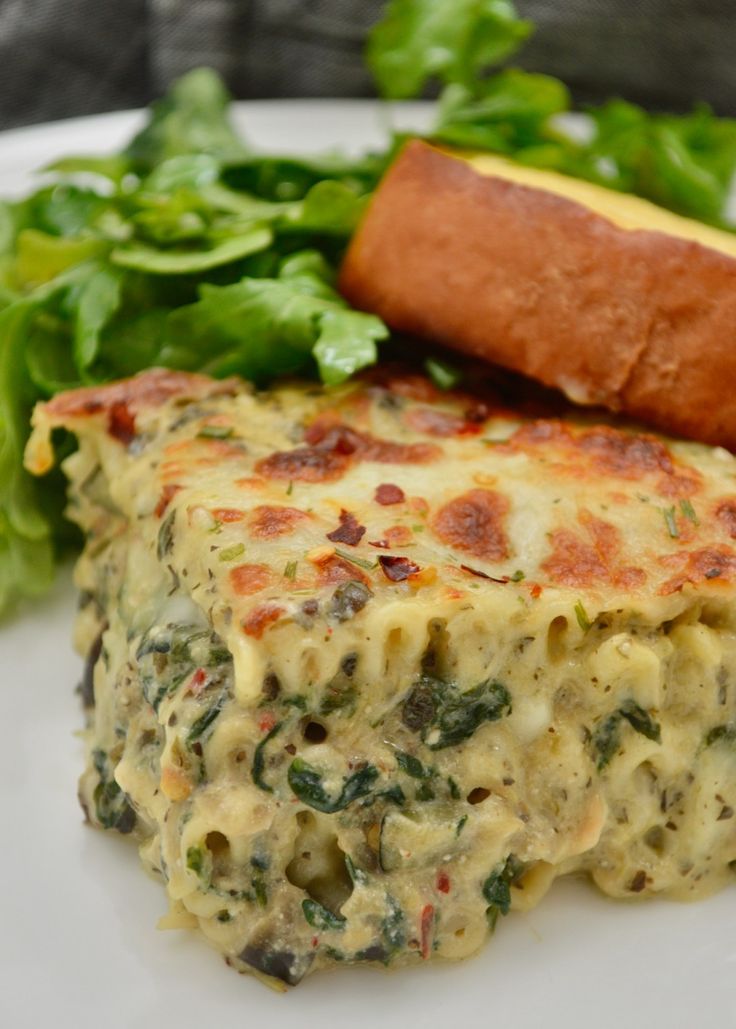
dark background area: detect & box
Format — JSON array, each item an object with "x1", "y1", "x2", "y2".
[{"x1": 0, "y1": 0, "x2": 734, "y2": 129}]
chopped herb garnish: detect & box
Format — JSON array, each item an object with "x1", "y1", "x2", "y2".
[
  {"x1": 455, "y1": 814, "x2": 468, "y2": 837},
  {"x1": 679, "y1": 498, "x2": 699, "y2": 525},
  {"x1": 284, "y1": 559, "x2": 298, "y2": 580},
  {"x1": 662, "y1": 505, "x2": 679, "y2": 539},
  {"x1": 424, "y1": 356, "x2": 462, "y2": 391},
  {"x1": 574, "y1": 600, "x2": 592, "y2": 632},
  {"x1": 219, "y1": 542, "x2": 245, "y2": 562},
  {"x1": 187, "y1": 839, "x2": 209, "y2": 880},
  {"x1": 286, "y1": 480, "x2": 294, "y2": 496},
  {"x1": 510, "y1": 569, "x2": 525, "y2": 582},
  {"x1": 333, "y1": 548, "x2": 377, "y2": 571},
  {"x1": 197, "y1": 424, "x2": 234, "y2": 439},
  {"x1": 157, "y1": 509, "x2": 176, "y2": 559}
]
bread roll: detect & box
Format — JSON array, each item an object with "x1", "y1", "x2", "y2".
[{"x1": 340, "y1": 139, "x2": 736, "y2": 450}]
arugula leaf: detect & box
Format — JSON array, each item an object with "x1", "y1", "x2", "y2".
[
  {"x1": 125, "y1": 68, "x2": 247, "y2": 172},
  {"x1": 163, "y1": 258, "x2": 386, "y2": 384},
  {"x1": 0, "y1": 300, "x2": 57, "y2": 612},
  {"x1": 222, "y1": 152, "x2": 383, "y2": 202},
  {"x1": 369, "y1": 2, "x2": 736, "y2": 231},
  {"x1": 74, "y1": 265, "x2": 123, "y2": 371},
  {"x1": 42, "y1": 154, "x2": 130, "y2": 186},
  {"x1": 278, "y1": 180, "x2": 368, "y2": 237},
  {"x1": 433, "y1": 69, "x2": 570, "y2": 153},
  {"x1": 14, "y1": 230, "x2": 108, "y2": 287},
  {"x1": 367, "y1": 0, "x2": 532, "y2": 100},
  {"x1": 111, "y1": 226, "x2": 273, "y2": 275}
]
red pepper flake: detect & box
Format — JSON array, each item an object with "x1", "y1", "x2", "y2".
[
  {"x1": 311, "y1": 936, "x2": 319, "y2": 949},
  {"x1": 529, "y1": 583, "x2": 543, "y2": 599},
  {"x1": 420, "y1": 904, "x2": 434, "y2": 959},
  {"x1": 242, "y1": 603, "x2": 285, "y2": 639},
  {"x1": 107, "y1": 400, "x2": 136, "y2": 445},
  {"x1": 460, "y1": 563, "x2": 509, "y2": 583},
  {"x1": 211, "y1": 508, "x2": 245, "y2": 523},
  {"x1": 326, "y1": 509, "x2": 366, "y2": 546},
  {"x1": 375, "y1": 483, "x2": 405, "y2": 506},
  {"x1": 155, "y1": 483, "x2": 181, "y2": 518},
  {"x1": 258, "y1": 711, "x2": 277, "y2": 734},
  {"x1": 436, "y1": 871, "x2": 451, "y2": 894},
  {"x1": 378, "y1": 555, "x2": 421, "y2": 582},
  {"x1": 189, "y1": 668, "x2": 208, "y2": 696}
]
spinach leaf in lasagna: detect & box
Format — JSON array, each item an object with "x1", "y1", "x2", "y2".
[
  {"x1": 592, "y1": 700, "x2": 662, "y2": 771},
  {"x1": 287, "y1": 758, "x2": 379, "y2": 813},
  {"x1": 401, "y1": 675, "x2": 512, "y2": 750},
  {"x1": 482, "y1": 853, "x2": 524, "y2": 930}
]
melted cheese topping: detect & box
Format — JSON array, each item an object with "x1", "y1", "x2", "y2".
[{"x1": 27, "y1": 368, "x2": 736, "y2": 986}]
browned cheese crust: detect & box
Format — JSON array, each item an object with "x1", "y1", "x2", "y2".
[{"x1": 339, "y1": 140, "x2": 736, "y2": 451}]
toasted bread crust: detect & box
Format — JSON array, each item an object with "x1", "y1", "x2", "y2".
[{"x1": 340, "y1": 140, "x2": 736, "y2": 450}]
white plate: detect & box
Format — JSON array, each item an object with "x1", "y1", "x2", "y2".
[{"x1": 1, "y1": 101, "x2": 734, "y2": 1029}]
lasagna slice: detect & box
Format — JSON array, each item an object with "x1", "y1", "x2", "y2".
[{"x1": 26, "y1": 367, "x2": 736, "y2": 986}]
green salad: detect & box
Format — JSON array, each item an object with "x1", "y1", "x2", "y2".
[{"x1": 2, "y1": 0, "x2": 736, "y2": 616}]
